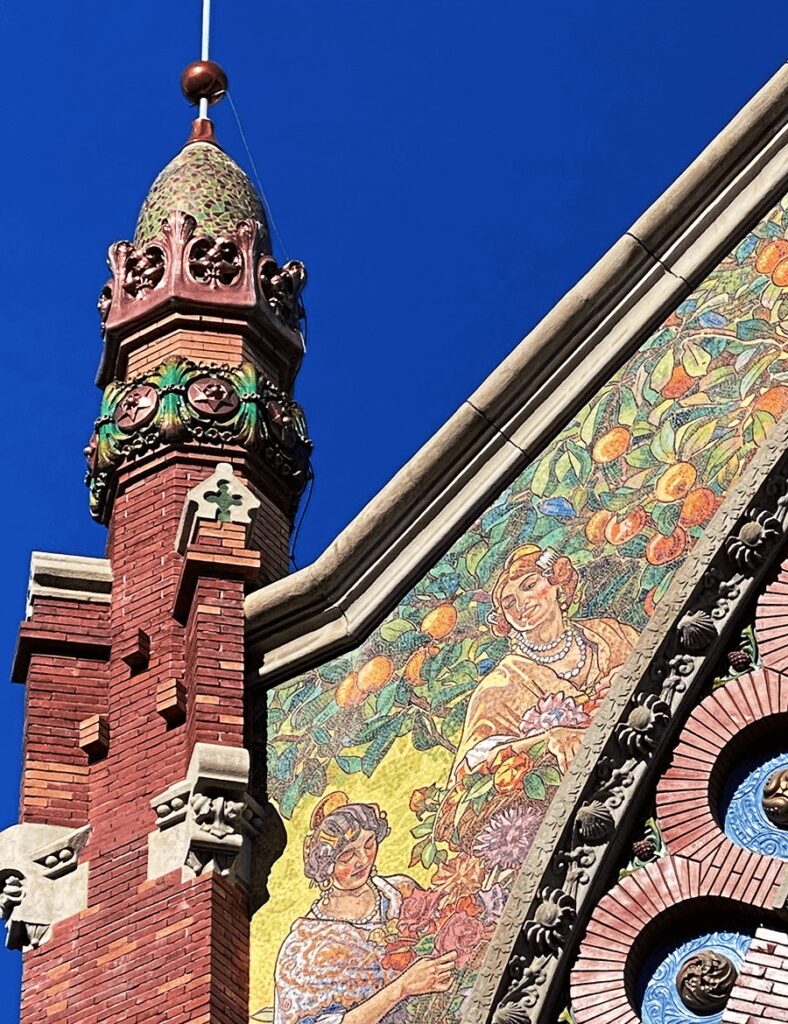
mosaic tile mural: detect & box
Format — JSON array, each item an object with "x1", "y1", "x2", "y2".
[{"x1": 250, "y1": 196, "x2": 788, "y2": 1023}]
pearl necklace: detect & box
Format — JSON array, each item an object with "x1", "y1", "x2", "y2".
[
  {"x1": 516, "y1": 628, "x2": 588, "y2": 681},
  {"x1": 312, "y1": 880, "x2": 382, "y2": 925},
  {"x1": 518, "y1": 630, "x2": 572, "y2": 654},
  {"x1": 517, "y1": 629, "x2": 573, "y2": 662}
]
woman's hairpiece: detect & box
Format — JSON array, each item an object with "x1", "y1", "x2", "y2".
[
  {"x1": 309, "y1": 791, "x2": 349, "y2": 832},
  {"x1": 536, "y1": 548, "x2": 560, "y2": 573}
]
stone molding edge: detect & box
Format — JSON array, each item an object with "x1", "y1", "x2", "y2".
[
  {"x1": 147, "y1": 742, "x2": 264, "y2": 886},
  {"x1": 0, "y1": 823, "x2": 90, "y2": 953},
  {"x1": 26, "y1": 552, "x2": 112, "y2": 619},
  {"x1": 462, "y1": 415, "x2": 788, "y2": 1023},
  {"x1": 245, "y1": 63, "x2": 788, "y2": 682}
]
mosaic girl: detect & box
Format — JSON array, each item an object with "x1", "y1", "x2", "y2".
[{"x1": 274, "y1": 793, "x2": 457, "y2": 1024}]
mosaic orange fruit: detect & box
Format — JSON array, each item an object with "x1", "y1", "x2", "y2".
[
  {"x1": 604, "y1": 506, "x2": 647, "y2": 546},
  {"x1": 357, "y1": 655, "x2": 395, "y2": 693},
  {"x1": 679, "y1": 487, "x2": 720, "y2": 527},
  {"x1": 756, "y1": 239, "x2": 788, "y2": 275},
  {"x1": 585, "y1": 509, "x2": 613, "y2": 545},
  {"x1": 646, "y1": 526, "x2": 687, "y2": 566},
  {"x1": 772, "y1": 259, "x2": 788, "y2": 287},
  {"x1": 753, "y1": 385, "x2": 788, "y2": 421},
  {"x1": 592, "y1": 427, "x2": 631, "y2": 464},
  {"x1": 404, "y1": 649, "x2": 428, "y2": 685},
  {"x1": 654, "y1": 462, "x2": 697, "y2": 503},
  {"x1": 644, "y1": 586, "x2": 658, "y2": 617},
  {"x1": 422, "y1": 604, "x2": 457, "y2": 640},
  {"x1": 335, "y1": 672, "x2": 365, "y2": 707},
  {"x1": 661, "y1": 366, "x2": 694, "y2": 399}
]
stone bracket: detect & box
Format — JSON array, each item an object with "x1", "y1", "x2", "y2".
[
  {"x1": 31, "y1": 824, "x2": 90, "y2": 881},
  {"x1": 0, "y1": 822, "x2": 90, "y2": 952},
  {"x1": 148, "y1": 743, "x2": 263, "y2": 886}
]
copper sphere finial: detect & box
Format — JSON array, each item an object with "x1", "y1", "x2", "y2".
[{"x1": 181, "y1": 60, "x2": 228, "y2": 107}]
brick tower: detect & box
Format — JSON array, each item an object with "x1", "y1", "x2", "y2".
[{"x1": 7, "y1": 61, "x2": 310, "y2": 1023}]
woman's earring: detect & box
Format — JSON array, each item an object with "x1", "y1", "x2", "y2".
[
  {"x1": 369, "y1": 866, "x2": 377, "y2": 877},
  {"x1": 558, "y1": 590, "x2": 569, "y2": 612},
  {"x1": 319, "y1": 878, "x2": 332, "y2": 905}
]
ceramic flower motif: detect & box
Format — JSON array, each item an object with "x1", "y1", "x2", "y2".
[
  {"x1": 518, "y1": 692, "x2": 591, "y2": 737},
  {"x1": 472, "y1": 804, "x2": 544, "y2": 872}
]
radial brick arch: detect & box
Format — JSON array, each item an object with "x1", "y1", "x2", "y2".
[
  {"x1": 570, "y1": 866, "x2": 785, "y2": 1023},
  {"x1": 656, "y1": 669, "x2": 788, "y2": 862},
  {"x1": 570, "y1": 667, "x2": 788, "y2": 1023},
  {"x1": 756, "y1": 568, "x2": 788, "y2": 673}
]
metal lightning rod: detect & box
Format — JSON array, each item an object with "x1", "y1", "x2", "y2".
[{"x1": 199, "y1": 0, "x2": 212, "y2": 120}]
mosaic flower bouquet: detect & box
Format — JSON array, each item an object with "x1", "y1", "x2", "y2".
[{"x1": 371, "y1": 878, "x2": 498, "y2": 1020}]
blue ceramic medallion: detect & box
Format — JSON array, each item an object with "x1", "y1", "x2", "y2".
[{"x1": 640, "y1": 931, "x2": 750, "y2": 1024}]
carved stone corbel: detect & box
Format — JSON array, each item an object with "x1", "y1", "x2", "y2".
[
  {"x1": 0, "y1": 823, "x2": 90, "y2": 952},
  {"x1": 148, "y1": 743, "x2": 263, "y2": 885}
]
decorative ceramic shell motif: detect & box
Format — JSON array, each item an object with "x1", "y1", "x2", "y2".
[
  {"x1": 575, "y1": 801, "x2": 615, "y2": 845},
  {"x1": 677, "y1": 610, "x2": 718, "y2": 653},
  {"x1": 491, "y1": 1004, "x2": 533, "y2": 1024}
]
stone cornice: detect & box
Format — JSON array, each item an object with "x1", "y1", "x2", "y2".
[{"x1": 245, "y1": 63, "x2": 788, "y2": 683}]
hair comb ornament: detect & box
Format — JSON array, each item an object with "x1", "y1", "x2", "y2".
[
  {"x1": 309, "y1": 791, "x2": 348, "y2": 832},
  {"x1": 536, "y1": 548, "x2": 560, "y2": 573}
]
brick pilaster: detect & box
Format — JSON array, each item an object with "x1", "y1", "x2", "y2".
[{"x1": 13, "y1": 451, "x2": 287, "y2": 1024}]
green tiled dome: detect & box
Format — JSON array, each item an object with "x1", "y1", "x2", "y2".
[{"x1": 134, "y1": 141, "x2": 268, "y2": 247}]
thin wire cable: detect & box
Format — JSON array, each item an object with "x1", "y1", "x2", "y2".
[
  {"x1": 226, "y1": 91, "x2": 290, "y2": 262},
  {"x1": 289, "y1": 465, "x2": 315, "y2": 570},
  {"x1": 225, "y1": 87, "x2": 313, "y2": 559}
]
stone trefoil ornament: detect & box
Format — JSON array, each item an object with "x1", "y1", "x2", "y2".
[{"x1": 175, "y1": 462, "x2": 260, "y2": 553}]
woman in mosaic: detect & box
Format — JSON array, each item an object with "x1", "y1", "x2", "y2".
[
  {"x1": 454, "y1": 544, "x2": 636, "y2": 778},
  {"x1": 274, "y1": 792, "x2": 457, "y2": 1024},
  {"x1": 429, "y1": 544, "x2": 637, "y2": 875}
]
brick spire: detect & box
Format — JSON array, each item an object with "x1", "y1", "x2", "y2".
[{"x1": 9, "y1": 94, "x2": 310, "y2": 1023}]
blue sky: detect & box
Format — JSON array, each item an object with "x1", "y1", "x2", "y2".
[{"x1": 0, "y1": 0, "x2": 784, "y2": 1010}]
